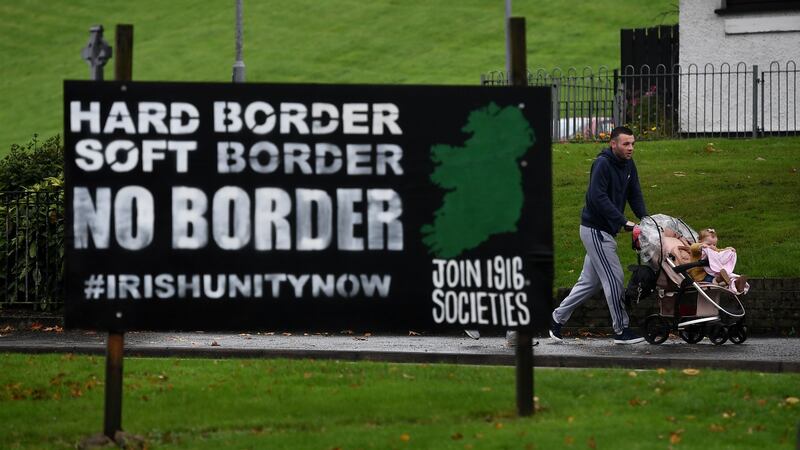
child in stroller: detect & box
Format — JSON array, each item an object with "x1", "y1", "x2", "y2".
[
  {"x1": 626, "y1": 214, "x2": 748, "y2": 345},
  {"x1": 687, "y1": 228, "x2": 748, "y2": 293}
]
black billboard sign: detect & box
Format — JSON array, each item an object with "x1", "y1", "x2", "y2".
[{"x1": 64, "y1": 81, "x2": 552, "y2": 331}]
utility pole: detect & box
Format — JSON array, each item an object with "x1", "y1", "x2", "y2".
[{"x1": 232, "y1": 0, "x2": 246, "y2": 82}]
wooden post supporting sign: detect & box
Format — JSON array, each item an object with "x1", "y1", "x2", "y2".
[
  {"x1": 509, "y1": 16, "x2": 535, "y2": 417},
  {"x1": 115, "y1": 24, "x2": 133, "y2": 81},
  {"x1": 102, "y1": 23, "x2": 133, "y2": 440},
  {"x1": 103, "y1": 331, "x2": 124, "y2": 438}
]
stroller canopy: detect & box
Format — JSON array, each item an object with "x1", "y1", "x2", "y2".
[{"x1": 638, "y1": 214, "x2": 700, "y2": 271}]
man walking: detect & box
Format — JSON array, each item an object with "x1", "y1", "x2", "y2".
[{"x1": 550, "y1": 126, "x2": 647, "y2": 344}]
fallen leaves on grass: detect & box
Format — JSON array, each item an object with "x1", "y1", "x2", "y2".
[
  {"x1": 673, "y1": 171, "x2": 686, "y2": 177},
  {"x1": 681, "y1": 368, "x2": 700, "y2": 376},
  {"x1": 627, "y1": 371, "x2": 637, "y2": 378},
  {"x1": 656, "y1": 368, "x2": 667, "y2": 375},
  {"x1": 784, "y1": 396, "x2": 799, "y2": 405},
  {"x1": 588, "y1": 436, "x2": 597, "y2": 449},
  {"x1": 400, "y1": 433, "x2": 411, "y2": 442},
  {"x1": 708, "y1": 424, "x2": 725, "y2": 432},
  {"x1": 628, "y1": 397, "x2": 648, "y2": 407},
  {"x1": 563, "y1": 435, "x2": 575, "y2": 445},
  {"x1": 451, "y1": 432, "x2": 463, "y2": 440},
  {"x1": 669, "y1": 429, "x2": 684, "y2": 444}
]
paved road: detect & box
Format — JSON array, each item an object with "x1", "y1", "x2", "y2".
[{"x1": 1, "y1": 329, "x2": 798, "y2": 372}]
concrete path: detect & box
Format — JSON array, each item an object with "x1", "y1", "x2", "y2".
[{"x1": 1, "y1": 329, "x2": 798, "y2": 372}]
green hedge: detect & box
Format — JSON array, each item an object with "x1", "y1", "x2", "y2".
[{"x1": 0, "y1": 135, "x2": 64, "y2": 310}]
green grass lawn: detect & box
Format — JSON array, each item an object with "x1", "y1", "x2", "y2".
[
  {"x1": 0, "y1": 354, "x2": 798, "y2": 449},
  {"x1": 0, "y1": 0, "x2": 676, "y2": 153},
  {"x1": 556, "y1": 137, "x2": 800, "y2": 286}
]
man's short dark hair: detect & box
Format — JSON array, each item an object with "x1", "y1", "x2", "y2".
[{"x1": 610, "y1": 126, "x2": 634, "y2": 140}]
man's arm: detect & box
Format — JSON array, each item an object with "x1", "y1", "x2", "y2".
[
  {"x1": 627, "y1": 163, "x2": 648, "y2": 219},
  {"x1": 587, "y1": 159, "x2": 628, "y2": 230}
]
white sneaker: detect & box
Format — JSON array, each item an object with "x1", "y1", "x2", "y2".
[
  {"x1": 506, "y1": 330, "x2": 517, "y2": 347},
  {"x1": 464, "y1": 330, "x2": 481, "y2": 340},
  {"x1": 549, "y1": 318, "x2": 563, "y2": 342},
  {"x1": 505, "y1": 331, "x2": 539, "y2": 347}
]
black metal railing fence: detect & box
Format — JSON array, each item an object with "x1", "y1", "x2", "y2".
[
  {"x1": 0, "y1": 190, "x2": 64, "y2": 310},
  {"x1": 481, "y1": 60, "x2": 799, "y2": 141}
]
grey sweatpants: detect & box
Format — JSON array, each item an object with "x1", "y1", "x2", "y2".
[{"x1": 552, "y1": 225, "x2": 629, "y2": 334}]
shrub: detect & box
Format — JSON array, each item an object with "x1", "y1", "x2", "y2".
[
  {"x1": 0, "y1": 135, "x2": 64, "y2": 310},
  {"x1": 0, "y1": 134, "x2": 64, "y2": 191},
  {"x1": 622, "y1": 84, "x2": 676, "y2": 140}
]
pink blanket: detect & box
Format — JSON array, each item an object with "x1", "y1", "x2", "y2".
[{"x1": 703, "y1": 247, "x2": 737, "y2": 276}]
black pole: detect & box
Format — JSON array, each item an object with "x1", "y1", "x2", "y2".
[
  {"x1": 509, "y1": 18, "x2": 527, "y2": 88},
  {"x1": 509, "y1": 16, "x2": 534, "y2": 418}
]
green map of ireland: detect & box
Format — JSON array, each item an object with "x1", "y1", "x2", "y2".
[{"x1": 422, "y1": 102, "x2": 535, "y2": 258}]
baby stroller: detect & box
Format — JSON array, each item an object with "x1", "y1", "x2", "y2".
[{"x1": 626, "y1": 214, "x2": 747, "y2": 345}]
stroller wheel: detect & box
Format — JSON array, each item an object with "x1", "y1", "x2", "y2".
[
  {"x1": 679, "y1": 326, "x2": 704, "y2": 344},
  {"x1": 708, "y1": 324, "x2": 729, "y2": 345},
  {"x1": 728, "y1": 323, "x2": 748, "y2": 344},
  {"x1": 644, "y1": 315, "x2": 670, "y2": 345}
]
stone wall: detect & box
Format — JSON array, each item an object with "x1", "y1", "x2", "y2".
[{"x1": 553, "y1": 278, "x2": 799, "y2": 336}]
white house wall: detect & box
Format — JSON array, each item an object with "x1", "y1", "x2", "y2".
[{"x1": 679, "y1": 0, "x2": 799, "y2": 133}]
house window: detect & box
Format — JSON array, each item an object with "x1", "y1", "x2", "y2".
[{"x1": 715, "y1": 0, "x2": 800, "y2": 15}]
